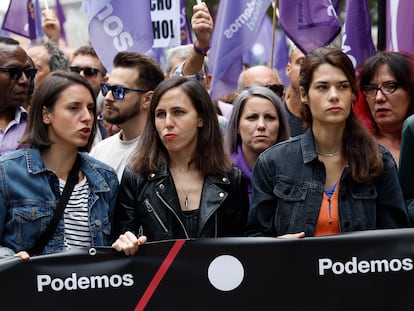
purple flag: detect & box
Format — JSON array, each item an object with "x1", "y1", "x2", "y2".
[
  {"x1": 386, "y1": 0, "x2": 414, "y2": 55},
  {"x1": 81, "y1": 0, "x2": 153, "y2": 72},
  {"x1": 341, "y1": 0, "x2": 376, "y2": 68},
  {"x1": 279, "y1": 0, "x2": 341, "y2": 54},
  {"x1": 209, "y1": 0, "x2": 273, "y2": 100},
  {"x1": 180, "y1": 0, "x2": 192, "y2": 45},
  {"x1": 55, "y1": 0, "x2": 67, "y2": 43},
  {"x1": 2, "y1": 0, "x2": 32, "y2": 39},
  {"x1": 243, "y1": 14, "x2": 273, "y2": 66},
  {"x1": 273, "y1": 30, "x2": 290, "y2": 87}
]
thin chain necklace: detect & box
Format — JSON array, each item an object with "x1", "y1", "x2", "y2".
[{"x1": 317, "y1": 151, "x2": 342, "y2": 157}]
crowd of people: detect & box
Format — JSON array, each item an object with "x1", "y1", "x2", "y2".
[{"x1": 0, "y1": 2, "x2": 413, "y2": 259}]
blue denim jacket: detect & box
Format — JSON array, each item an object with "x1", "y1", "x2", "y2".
[
  {"x1": 247, "y1": 129, "x2": 410, "y2": 237},
  {"x1": 0, "y1": 148, "x2": 119, "y2": 256}
]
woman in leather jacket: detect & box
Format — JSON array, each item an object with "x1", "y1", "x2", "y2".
[
  {"x1": 112, "y1": 77, "x2": 249, "y2": 255},
  {"x1": 247, "y1": 47, "x2": 410, "y2": 238}
]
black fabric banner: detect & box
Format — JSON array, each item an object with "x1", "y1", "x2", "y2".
[{"x1": 1, "y1": 228, "x2": 414, "y2": 310}]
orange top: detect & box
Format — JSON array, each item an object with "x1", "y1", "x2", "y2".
[{"x1": 315, "y1": 184, "x2": 340, "y2": 236}]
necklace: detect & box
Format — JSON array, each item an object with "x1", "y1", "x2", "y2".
[{"x1": 317, "y1": 151, "x2": 342, "y2": 157}]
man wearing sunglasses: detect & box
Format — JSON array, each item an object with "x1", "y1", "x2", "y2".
[
  {"x1": 89, "y1": 51, "x2": 164, "y2": 181},
  {"x1": 70, "y1": 45, "x2": 113, "y2": 146},
  {"x1": 0, "y1": 37, "x2": 37, "y2": 156}
]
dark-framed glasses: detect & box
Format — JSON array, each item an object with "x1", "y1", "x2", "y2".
[
  {"x1": 70, "y1": 66, "x2": 102, "y2": 77},
  {"x1": 265, "y1": 84, "x2": 285, "y2": 98},
  {"x1": 100, "y1": 83, "x2": 150, "y2": 100},
  {"x1": 361, "y1": 82, "x2": 399, "y2": 98},
  {"x1": 0, "y1": 67, "x2": 37, "y2": 81}
]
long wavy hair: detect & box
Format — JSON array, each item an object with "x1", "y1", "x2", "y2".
[{"x1": 299, "y1": 46, "x2": 383, "y2": 182}]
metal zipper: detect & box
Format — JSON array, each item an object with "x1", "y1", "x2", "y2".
[
  {"x1": 156, "y1": 191, "x2": 189, "y2": 239},
  {"x1": 144, "y1": 198, "x2": 168, "y2": 233}
]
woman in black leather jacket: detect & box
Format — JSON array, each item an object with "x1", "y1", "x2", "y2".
[{"x1": 112, "y1": 77, "x2": 249, "y2": 255}]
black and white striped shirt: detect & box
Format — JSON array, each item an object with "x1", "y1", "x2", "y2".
[{"x1": 59, "y1": 177, "x2": 92, "y2": 249}]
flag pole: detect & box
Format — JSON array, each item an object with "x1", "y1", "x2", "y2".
[{"x1": 269, "y1": 0, "x2": 278, "y2": 68}]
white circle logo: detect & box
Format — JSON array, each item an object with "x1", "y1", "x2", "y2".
[{"x1": 207, "y1": 255, "x2": 244, "y2": 291}]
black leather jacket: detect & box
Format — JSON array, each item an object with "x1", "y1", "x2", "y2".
[{"x1": 115, "y1": 163, "x2": 249, "y2": 241}]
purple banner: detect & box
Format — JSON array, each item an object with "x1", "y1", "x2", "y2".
[
  {"x1": 386, "y1": 0, "x2": 414, "y2": 55},
  {"x1": 209, "y1": 0, "x2": 273, "y2": 100},
  {"x1": 279, "y1": 0, "x2": 341, "y2": 54},
  {"x1": 81, "y1": 0, "x2": 153, "y2": 72},
  {"x1": 341, "y1": 0, "x2": 376, "y2": 68}
]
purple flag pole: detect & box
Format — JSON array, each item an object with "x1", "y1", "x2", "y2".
[
  {"x1": 341, "y1": 0, "x2": 376, "y2": 69},
  {"x1": 209, "y1": 0, "x2": 273, "y2": 100},
  {"x1": 81, "y1": 0, "x2": 154, "y2": 73},
  {"x1": 279, "y1": 0, "x2": 341, "y2": 54}
]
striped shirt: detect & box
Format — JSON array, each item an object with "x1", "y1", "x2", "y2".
[{"x1": 59, "y1": 177, "x2": 92, "y2": 249}]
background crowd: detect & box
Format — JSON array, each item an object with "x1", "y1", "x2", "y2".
[{"x1": 0, "y1": 2, "x2": 413, "y2": 258}]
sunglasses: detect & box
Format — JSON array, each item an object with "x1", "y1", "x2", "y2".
[
  {"x1": 69, "y1": 66, "x2": 102, "y2": 77},
  {"x1": 100, "y1": 83, "x2": 149, "y2": 100},
  {"x1": 0, "y1": 67, "x2": 37, "y2": 81},
  {"x1": 265, "y1": 84, "x2": 285, "y2": 98}
]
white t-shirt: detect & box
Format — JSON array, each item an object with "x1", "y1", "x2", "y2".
[{"x1": 89, "y1": 132, "x2": 141, "y2": 181}]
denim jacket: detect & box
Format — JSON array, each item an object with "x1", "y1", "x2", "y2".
[
  {"x1": 0, "y1": 148, "x2": 119, "y2": 256},
  {"x1": 247, "y1": 129, "x2": 410, "y2": 237}
]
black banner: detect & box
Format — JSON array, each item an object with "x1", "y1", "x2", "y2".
[{"x1": 1, "y1": 228, "x2": 414, "y2": 310}]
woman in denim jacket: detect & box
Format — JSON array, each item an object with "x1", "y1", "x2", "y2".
[
  {"x1": 247, "y1": 47, "x2": 410, "y2": 237},
  {"x1": 0, "y1": 71, "x2": 119, "y2": 259}
]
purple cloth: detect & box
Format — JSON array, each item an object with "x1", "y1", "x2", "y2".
[
  {"x1": 231, "y1": 145, "x2": 252, "y2": 202},
  {"x1": 341, "y1": 0, "x2": 376, "y2": 68},
  {"x1": 180, "y1": 0, "x2": 193, "y2": 44},
  {"x1": 80, "y1": 0, "x2": 153, "y2": 72},
  {"x1": 386, "y1": 0, "x2": 414, "y2": 55},
  {"x1": 55, "y1": 0, "x2": 67, "y2": 43},
  {"x1": 0, "y1": 107, "x2": 28, "y2": 156},
  {"x1": 209, "y1": 0, "x2": 273, "y2": 100},
  {"x1": 279, "y1": 0, "x2": 341, "y2": 54}
]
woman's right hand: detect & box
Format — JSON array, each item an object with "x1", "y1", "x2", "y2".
[{"x1": 112, "y1": 231, "x2": 147, "y2": 256}]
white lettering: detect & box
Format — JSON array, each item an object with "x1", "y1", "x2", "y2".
[
  {"x1": 318, "y1": 257, "x2": 414, "y2": 276},
  {"x1": 36, "y1": 273, "x2": 134, "y2": 292}
]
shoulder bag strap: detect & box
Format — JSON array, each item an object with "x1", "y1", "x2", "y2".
[{"x1": 28, "y1": 154, "x2": 82, "y2": 256}]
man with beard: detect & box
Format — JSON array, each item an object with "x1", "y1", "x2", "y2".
[
  {"x1": 0, "y1": 37, "x2": 37, "y2": 155},
  {"x1": 89, "y1": 52, "x2": 164, "y2": 181}
]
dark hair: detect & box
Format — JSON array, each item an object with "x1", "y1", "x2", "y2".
[
  {"x1": 72, "y1": 45, "x2": 107, "y2": 75},
  {"x1": 299, "y1": 46, "x2": 383, "y2": 182},
  {"x1": 226, "y1": 86, "x2": 290, "y2": 154},
  {"x1": 358, "y1": 51, "x2": 414, "y2": 135},
  {"x1": 20, "y1": 70, "x2": 97, "y2": 152},
  {"x1": 0, "y1": 36, "x2": 19, "y2": 45},
  {"x1": 130, "y1": 76, "x2": 232, "y2": 174},
  {"x1": 44, "y1": 41, "x2": 68, "y2": 71},
  {"x1": 113, "y1": 51, "x2": 164, "y2": 91}
]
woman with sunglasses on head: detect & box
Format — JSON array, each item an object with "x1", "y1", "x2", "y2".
[
  {"x1": 226, "y1": 86, "x2": 290, "y2": 203},
  {"x1": 356, "y1": 51, "x2": 414, "y2": 164},
  {"x1": 112, "y1": 77, "x2": 250, "y2": 255},
  {"x1": 247, "y1": 47, "x2": 410, "y2": 238},
  {"x1": 0, "y1": 71, "x2": 121, "y2": 259}
]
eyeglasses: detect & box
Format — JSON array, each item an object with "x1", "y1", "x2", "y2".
[
  {"x1": 361, "y1": 82, "x2": 399, "y2": 98},
  {"x1": 0, "y1": 67, "x2": 37, "y2": 81},
  {"x1": 264, "y1": 84, "x2": 285, "y2": 98},
  {"x1": 69, "y1": 66, "x2": 102, "y2": 77},
  {"x1": 100, "y1": 83, "x2": 149, "y2": 100}
]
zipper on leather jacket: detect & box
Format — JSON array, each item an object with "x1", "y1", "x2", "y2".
[
  {"x1": 144, "y1": 198, "x2": 168, "y2": 233},
  {"x1": 156, "y1": 191, "x2": 190, "y2": 239}
]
